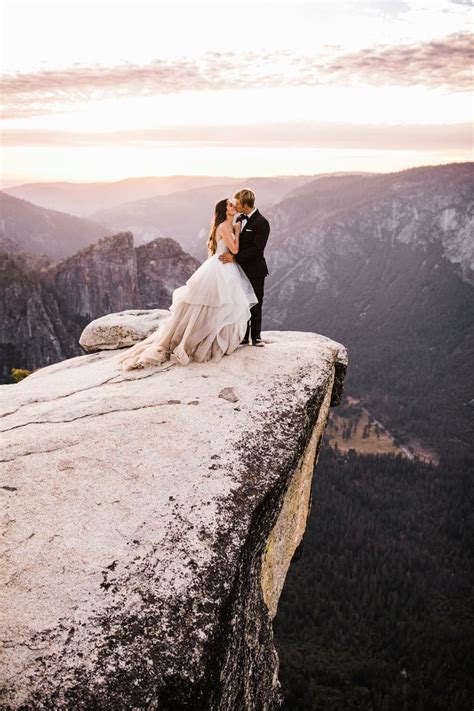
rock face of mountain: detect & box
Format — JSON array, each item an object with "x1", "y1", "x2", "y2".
[
  {"x1": 0, "y1": 233, "x2": 21, "y2": 254},
  {"x1": 0, "y1": 252, "x2": 78, "y2": 380},
  {"x1": 45, "y1": 231, "x2": 142, "y2": 322},
  {"x1": 136, "y1": 238, "x2": 200, "y2": 308},
  {"x1": 0, "y1": 329, "x2": 347, "y2": 710},
  {"x1": 0, "y1": 233, "x2": 200, "y2": 383},
  {"x1": 0, "y1": 191, "x2": 109, "y2": 259},
  {"x1": 264, "y1": 162, "x2": 474, "y2": 451},
  {"x1": 266, "y1": 162, "x2": 473, "y2": 295}
]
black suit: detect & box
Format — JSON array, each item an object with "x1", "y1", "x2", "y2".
[{"x1": 234, "y1": 209, "x2": 270, "y2": 342}]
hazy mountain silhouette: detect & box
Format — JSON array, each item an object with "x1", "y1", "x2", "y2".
[
  {"x1": 3, "y1": 176, "x2": 241, "y2": 217},
  {"x1": 89, "y1": 175, "x2": 353, "y2": 258},
  {"x1": 0, "y1": 191, "x2": 109, "y2": 259},
  {"x1": 3, "y1": 173, "x2": 366, "y2": 221}
]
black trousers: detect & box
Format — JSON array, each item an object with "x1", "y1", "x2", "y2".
[{"x1": 244, "y1": 276, "x2": 265, "y2": 342}]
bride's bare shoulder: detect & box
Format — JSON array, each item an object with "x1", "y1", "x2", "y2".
[{"x1": 216, "y1": 224, "x2": 233, "y2": 240}]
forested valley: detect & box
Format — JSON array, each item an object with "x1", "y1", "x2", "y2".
[{"x1": 274, "y1": 444, "x2": 473, "y2": 710}]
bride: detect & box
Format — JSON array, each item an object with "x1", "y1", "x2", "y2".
[{"x1": 117, "y1": 198, "x2": 258, "y2": 370}]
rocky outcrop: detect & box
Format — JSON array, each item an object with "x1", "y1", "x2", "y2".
[
  {"x1": 136, "y1": 238, "x2": 201, "y2": 309},
  {"x1": 0, "y1": 329, "x2": 347, "y2": 709},
  {"x1": 44, "y1": 231, "x2": 142, "y2": 322},
  {"x1": 0, "y1": 251, "x2": 79, "y2": 382},
  {"x1": 0, "y1": 233, "x2": 200, "y2": 383},
  {"x1": 79, "y1": 309, "x2": 170, "y2": 351}
]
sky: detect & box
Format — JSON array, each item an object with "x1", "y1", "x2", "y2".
[{"x1": 0, "y1": 0, "x2": 472, "y2": 184}]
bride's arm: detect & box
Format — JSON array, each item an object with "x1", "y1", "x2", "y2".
[
  {"x1": 232, "y1": 221, "x2": 241, "y2": 252},
  {"x1": 218, "y1": 226, "x2": 239, "y2": 255}
]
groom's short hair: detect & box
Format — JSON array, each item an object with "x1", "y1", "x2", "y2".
[{"x1": 234, "y1": 189, "x2": 255, "y2": 208}]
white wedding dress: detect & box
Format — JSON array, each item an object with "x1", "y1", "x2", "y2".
[{"x1": 117, "y1": 236, "x2": 258, "y2": 370}]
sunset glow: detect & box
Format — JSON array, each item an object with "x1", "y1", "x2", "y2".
[{"x1": 1, "y1": 0, "x2": 472, "y2": 185}]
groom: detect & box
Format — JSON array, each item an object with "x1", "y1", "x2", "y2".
[{"x1": 219, "y1": 188, "x2": 270, "y2": 346}]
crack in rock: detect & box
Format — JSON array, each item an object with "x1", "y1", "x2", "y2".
[
  {"x1": 0, "y1": 400, "x2": 183, "y2": 434},
  {"x1": 0, "y1": 365, "x2": 174, "y2": 421},
  {"x1": 0, "y1": 441, "x2": 81, "y2": 463}
]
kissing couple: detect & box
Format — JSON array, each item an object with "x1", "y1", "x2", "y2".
[{"x1": 117, "y1": 188, "x2": 270, "y2": 371}]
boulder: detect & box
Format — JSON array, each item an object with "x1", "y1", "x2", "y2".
[{"x1": 79, "y1": 309, "x2": 170, "y2": 351}]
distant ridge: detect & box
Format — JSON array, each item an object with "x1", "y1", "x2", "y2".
[
  {"x1": 3, "y1": 172, "x2": 372, "y2": 218},
  {"x1": 0, "y1": 191, "x2": 109, "y2": 259}
]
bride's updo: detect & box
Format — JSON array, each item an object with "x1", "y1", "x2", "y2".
[{"x1": 207, "y1": 198, "x2": 229, "y2": 255}]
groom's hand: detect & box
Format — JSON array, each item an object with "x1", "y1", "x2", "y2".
[{"x1": 219, "y1": 253, "x2": 235, "y2": 263}]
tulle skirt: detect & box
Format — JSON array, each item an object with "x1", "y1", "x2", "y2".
[{"x1": 117, "y1": 253, "x2": 258, "y2": 370}]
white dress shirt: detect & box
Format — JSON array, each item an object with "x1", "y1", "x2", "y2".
[{"x1": 240, "y1": 207, "x2": 256, "y2": 229}]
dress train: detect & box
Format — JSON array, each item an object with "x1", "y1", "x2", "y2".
[{"x1": 117, "y1": 237, "x2": 258, "y2": 370}]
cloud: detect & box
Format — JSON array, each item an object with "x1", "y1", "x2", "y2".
[
  {"x1": 2, "y1": 122, "x2": 472, "y2": 151},
  {"x1": 0, "y1": 58, "x2": 217, "y2": 119},
  {"x1": 317, "y1": 31, "x2": 472, "y2": 91},
  {"x1": 1, "y1": 32, "x2": 471, "y2": 119}
]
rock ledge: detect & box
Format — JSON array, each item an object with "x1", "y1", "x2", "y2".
[{"x1": 0, "y1": 329, "x2": 347, "y2": 709}]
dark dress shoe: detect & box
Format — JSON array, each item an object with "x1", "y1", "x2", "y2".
[
  {"x1": 252, "y1": 338, "x2": 264, "y2": 347},
  {"x1": 240, "y1": 338, "x2": 249, "y2": 345}
]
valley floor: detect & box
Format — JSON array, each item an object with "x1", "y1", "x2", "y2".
[{"x1": 325, "y1": 397, "x2": 439, "y2": 466}]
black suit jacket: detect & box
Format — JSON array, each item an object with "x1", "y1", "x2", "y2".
[{"x1": 234, "y1": 209, "x2": 270, "y2": 280}]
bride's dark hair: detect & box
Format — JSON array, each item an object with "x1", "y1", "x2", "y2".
[{"x1": 207, "y1": 198, "x2": 229, "y2": 255}]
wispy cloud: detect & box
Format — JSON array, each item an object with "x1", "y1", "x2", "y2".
[
  {"x1": 318, "y1": 31, "x2": 472, "y2": 91},
  {"x1": 1, "y1": 32, "x2": 471, "y2": 119},
  {"x1": 2, "y1": 122, "x2": 471, "y2": 151},
  {"x1": 0, "y1": 58, "x2": 216, "y2": 119}
]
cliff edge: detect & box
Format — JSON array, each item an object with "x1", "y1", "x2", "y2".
[{"x1": 0, "y1": 329, "x2": 347, "y2": 709}]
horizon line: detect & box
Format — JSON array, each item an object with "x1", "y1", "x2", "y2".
[{"x1": 2, "y1": 160, "x2": 472, "y2": 189}]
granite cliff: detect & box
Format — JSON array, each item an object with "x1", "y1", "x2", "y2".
[
  {"x1": 262, "y1": 162, "x2": 474, "y2": 452},
  {"x1": 265, "y1": 162, "x2": 473, "y2": 328},
  {"x1": 0, "y1": 320, "x2": 347, "y2": 710},
  {"x1": 0, "y1": 233, "x2": 199, "y2": 383}
]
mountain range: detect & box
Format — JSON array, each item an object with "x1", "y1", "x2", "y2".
[{"x1": 3, "y1": 173, "x2": 369, "y2": 259}]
